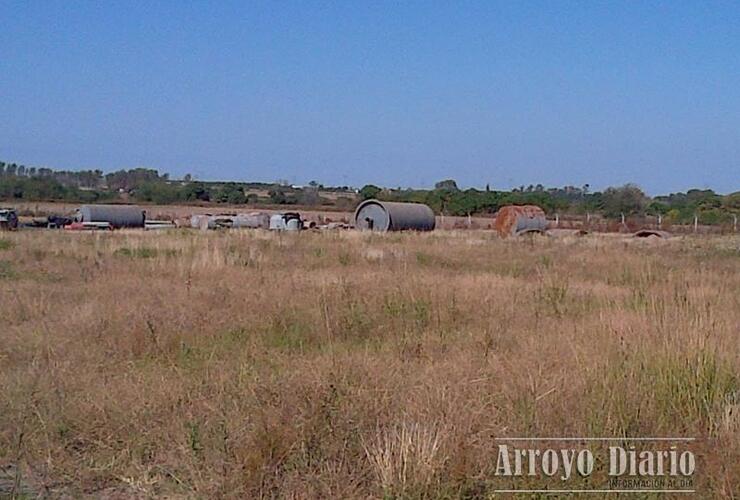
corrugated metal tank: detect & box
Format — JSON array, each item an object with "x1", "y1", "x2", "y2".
[
  {"x1": 76, "y1": 205, "x2": 146, "y2": 228},
  {"x1": 354, "y1": 200, "x2": 436, "y2": 232}
]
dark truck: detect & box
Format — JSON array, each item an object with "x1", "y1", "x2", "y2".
[{"x1": 0, "y1": 208, "x2": 18, "y2": 230}]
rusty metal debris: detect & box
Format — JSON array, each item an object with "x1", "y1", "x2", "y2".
[
  {"x1": 64, "y1": 221, "x2": 113, "y2": 231},
  {"x1": 494, "y1": 205, "x2": 548, "y2": 238}
]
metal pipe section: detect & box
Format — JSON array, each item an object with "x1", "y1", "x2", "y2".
[{"x1": 354, "y1": 200, "x2": 435, "y2": 232}]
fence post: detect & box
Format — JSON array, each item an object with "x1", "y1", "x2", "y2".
[
  {"x1": 657, "y1": 214, "x2": 662, "y2": 229},
  {"x1": 555, "y1": 213, "x2": 560, "y2": 227},
  {"x1": 694, "y1": 214, "x2": 698, "y2": 233},
  {"x1": 734, "y1": 214, "x2": 738, "y2": 232}
]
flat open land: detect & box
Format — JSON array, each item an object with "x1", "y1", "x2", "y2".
[{"x1": 0, "y1": 229, "x2": 738, "y2": 498}]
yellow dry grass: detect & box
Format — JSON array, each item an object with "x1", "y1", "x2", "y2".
[{"x1": 0, "y1": 229, "x2": 738, "y2": 498}]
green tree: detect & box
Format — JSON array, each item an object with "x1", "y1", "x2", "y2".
[
  {"x1": 183, "y1": 183, "x2": 211, "y2": 202},
  {"x1": 434, "y1": 179, "x2": 459, "y2": 191},
  {"x1": 601, "y1": 184, "x2": 648, "y2": 218},
  {"x1": 646, "y1": 200, "x2": 670, "y2": 216},
  {"x1": 359, "y1": 184, "x2": 381, "y2": 200}
]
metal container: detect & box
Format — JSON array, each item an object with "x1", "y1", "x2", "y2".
[
  {"x1": 233, "y1": 212, "x2": 270, "y2": 229},
  {"x1": 269, "y1": 214, "x2": 284, "y2": 230},
  {"x1": 190, "y1": 214, "x2": 211, "y2": 230},
  {"x1": 269, "y1": 213, "x2": 303, "y2": 231},
  {"x1": 145, "y1": 220, "x2": 177, "y2": 230},
  {"x1": 76, "y1": 205, "x2": 146, "y2": 228},
  {"x1": 353, "y1": 200, "x2": 435, "y2": 232}
]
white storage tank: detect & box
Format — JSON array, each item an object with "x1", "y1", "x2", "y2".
[
  {"x1": 76, "y1": 205, "x2": 146, "y2": 228},
  {"x1": 269, "y1": 213, "x2": 303, "y2": 231}
]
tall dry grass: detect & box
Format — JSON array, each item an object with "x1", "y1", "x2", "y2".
[{"x1": 0, "y1": 229, "x2": 737, "y2": 498}]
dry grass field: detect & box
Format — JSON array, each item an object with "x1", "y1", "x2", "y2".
[{"x1": 0, "y1": 229, "x2": 738, "y2": 498}]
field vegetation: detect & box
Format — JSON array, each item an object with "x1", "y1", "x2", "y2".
[{"x1": 0, "y1": 229, "x2": 738, "y2": 498}]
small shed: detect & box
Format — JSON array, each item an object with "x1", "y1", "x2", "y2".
[
  {"x1": 354, "y1": 200, "x2": 435, "y2": 232},
  {"x1": 494, "y1": 205, "x2": 548, "y2": 238},
  {"x1": 76, "y1": 205, "x2": 146, "y2": 228}
]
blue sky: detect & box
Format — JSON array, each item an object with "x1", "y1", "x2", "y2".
[{"x1": 1, "y1": 1, "x2": 738, "y2": 194}]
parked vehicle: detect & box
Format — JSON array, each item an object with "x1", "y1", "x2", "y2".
[{"x1": 0, "y1": 208, "x2": 18, "y2": 230}]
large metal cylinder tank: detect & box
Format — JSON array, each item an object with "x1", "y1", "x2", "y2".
[
  {"x1": 76, "y1": 205, "x2": 146, "y2": 228},
  {"x1": 354, "y1": 200, "x2": 436, "y2": 232}
]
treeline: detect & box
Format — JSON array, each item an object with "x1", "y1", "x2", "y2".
[
  {"x1": 0, "y1": 161, "x2": 356, "y2": 207},
  {"x1": 0, "y1": 162, "x2": 169, "y2": 189},
  {"x1": 361, "y1": 180, "x2": 740, "y2": 225},
  {"x1": 0, "y1": 162, "x2": 171, "y2": 202},
  {"x1": 135, "y1": 181, "x2": 358, "y2": 207},
  {"x1": 1, "y1": 161, "x2": 737, "y2": 224}
]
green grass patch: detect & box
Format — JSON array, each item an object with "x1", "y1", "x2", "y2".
[
  {"x1": 265, "y1": 313, "x2": 313, "y2": 352},
  {"x1": 586, "y1": 348, "x2": 738, "y2": 437},
  {"x1": 0, "y1": 260, "x2": 16, "y2": 279}
]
